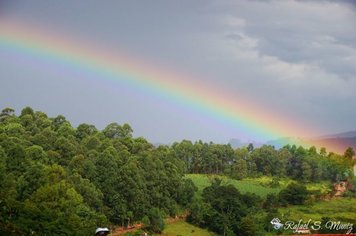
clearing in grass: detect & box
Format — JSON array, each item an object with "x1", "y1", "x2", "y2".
[{"x1": 162, "y1": 220, "x2": 216, "y2": 236}]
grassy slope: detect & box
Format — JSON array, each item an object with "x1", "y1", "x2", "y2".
[
  {"x1": 185, "y1": 174, "x2": 331, "y2": 198},
  {"x1": 186, "y1": 174, "x2": 281, "y2": 198},
  {"x1": 123, "y1": 175, "x2": 337, "y2": 235},
  {"x1": 162, "y1": 220, "x2": 216, "y2": 236},
  {"x1": 278, "y1": 197, "x2": 356, "y2": 223}
]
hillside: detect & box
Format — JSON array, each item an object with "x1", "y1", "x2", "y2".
[
  {"x1": 309, "y1": 136, "x2": 356, "y2": 154},
  {"x1": 318, "y1": 131, "x2": 356, "y2": 139},
  {"x1": 1, "y1": 107, "x2": 354, "y2": 235},
  {"x1": 266, "y1": 131, "x2": 356, "y2": 153}
]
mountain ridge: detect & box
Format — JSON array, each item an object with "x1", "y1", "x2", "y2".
[{"x1": 229, "y1": 131, "x2": 356, "y2": 153}]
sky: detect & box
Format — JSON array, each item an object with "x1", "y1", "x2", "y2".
[{"x1": 1, "y1": 0, "x2": 356, "y2": 144}]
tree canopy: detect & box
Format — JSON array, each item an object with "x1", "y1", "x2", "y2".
[{"x1": 0, "y1": 107, "x2": 195, "y2": 235}]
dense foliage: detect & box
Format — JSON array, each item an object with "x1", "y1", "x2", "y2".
[
  {"x1": 172, "y1": 139, "x2": 354, "y2": 182},
  {"x1": 0, "y1": 107, "x2": 195, "y2": 235},
  {"x1": 188, "y1": 178, "x2": 263, "y2": 236},
  {"x1": 278, "y1": 183, "x2": 309, "y2": 205}
]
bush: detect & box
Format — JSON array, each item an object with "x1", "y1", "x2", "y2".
[
  {"x1": 269, "y1": 177, "x2": 280, "y2": 188},
  {"x1": 279, "y1": 183, "x2": 309, "y2": 205},
  {"x1": 143, "y1": 208, "x2": 165, "y2": 233}
]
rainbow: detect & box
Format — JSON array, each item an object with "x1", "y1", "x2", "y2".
[{"x1": 0, "y1": 18, "x2": 334, "y2": 150}]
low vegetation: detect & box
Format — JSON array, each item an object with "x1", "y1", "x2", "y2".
[
  {"x1": 163, "y1": 220, "x2": 216, "y2": 236},
  {"x1": 279, "y1": 197, "x2": 356, "y2": 223}
]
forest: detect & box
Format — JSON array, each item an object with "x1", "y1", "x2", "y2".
[{"x1": 0, "y1": 107, "x2": 355, "y2": 235}]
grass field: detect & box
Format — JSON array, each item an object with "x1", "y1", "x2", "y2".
[
  {"x1": 278, "y1": 197, "x2": 356, "y2": 223},
  {"x1": 120, "y1": 220, "x2": 215, "y2": 236},
  {"x1": 162, "y1": 220, "x2": 216, "y2": 236},
  {"x1": 186, "y1": 174, "x2": 281, "y2": 198},
  {"x1": 185, "y1": 174, "x2": 332, "y2": 198}
]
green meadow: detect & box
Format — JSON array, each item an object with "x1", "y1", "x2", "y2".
[
  {"x1": 186, "y1": 174, "x2": 281, "y2": 198},
  {"x1": 278, "y1": 197, "x2": 356, "y2": 223},
  {"x1": 121, "y1": 220, "x2": 216, "y2": 236},
  {"x1": 162, "y1": 220, "x2": 216, "y2": 236},
  {"x1": 185, "y1": 174, "x2": 331, "y2": 198}
]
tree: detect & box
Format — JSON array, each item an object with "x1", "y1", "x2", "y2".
[
  {"x1": 68, "y1": 154, "x2": 96, "y2": 180},
  {"x1": 177, "y1": 179, "x2": 197, "y2": 206},
  {"x1": 231, "y1": 159, "x2": 248, "y2": 180},
  {"x1": 33, "y1": 111, "x2": 51, "y2": 130},
  {"x1": 239, "y1": 216, "x2": 259, "y2": 236},
  {"x1": 116, "y1": 160, "x2": 147, "y2": 224},
  {"x1": 22, "y1": 180, "x2": 104, "y2": 235},
  {"x1": 251, "y1": 145, "x2": 279, "y2": 176},
  {"x1": 17, "y1": 162, "x2": 46, "y2": 200},
  {"x1": 172, "y1": 140, "x2": 195, "y2": 172},
  {"x1": 344, "y1": 147, "x2": 355, "y2": 160},
  {"x1": 187, "y1": 197, "x2": 210, "y2": 227},
  {"x1": 301, "y1": 161, "x2": 312, "y2": 182},
  {"x1": 3, "y1": 123, "x2": 25, "y2": 138},
  {"x1": 25, "y1": 145, "x2": 47, "y2": 163},
  {"x1": 0, "y1": 107, "x2": 15, "y2": 122},
  {"x1": 32, "y1": 127, "x2": 57, "y2": 150},
  {"x1": 131, "y1": 137, "x2": 152, "y2": 154},
  {"x1": 20, "y1": 106, "x2": 34, "y2": 117},
  {"x1": 53, "y1": 137, "x2": 77, "y2": 165},
  {"x1": 263, "y1": 194, "x2": 279, "y2": 209},
  {"x1": 120, "y1": 123, "x2": 133, "y2": 139},
  {"x1": 103, "y1": 122, "x2": 133, "y2": 139},
  {"x1": 279, "y1": 183, "x2": 309, "y2": 205},
  {"x1": 83, "y1": 135, "x2": 101, "y2": 151},
  {"x1": 308, "y1": 146, "x2": 317, "y2": 155},
  {"x1": 202, "y1": 181, "x2": 246, "y2": 235},
  {"x1": 69, "y1": 173, "x2": 104, "y2": 212},
  {"x1": 241, "y1": 192, "x2": 262, "y2": 209},
  {"x1": 247, "y1": 143, "x2": 254, "y2": 152},
  {"x1": 52, "y1": 115, "x2": 67, "y2": 131},
  {"x1": 76, "y1": 123, "x2": 97, "y2": 140},
  {"x1": 144, "y1": 208, "x2": 165, "y2": 233},
  {"x1": 5, "y1": 143, "x2": 27, "y2": 174},
  {"x1": 20, "y1": 114, "x2": 35, "y2": 131},
  {"x1": 57, "y1": 122, "x2": 76, "y2": 137}
]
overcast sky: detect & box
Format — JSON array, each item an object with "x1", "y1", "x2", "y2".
[{"x1": 1, "y1": 0, "x2": 356, "y2": 143}]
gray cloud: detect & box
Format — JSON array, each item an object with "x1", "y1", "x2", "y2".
[{"x1": 189, "y1": 0, "x2": 356, "y2": 131}]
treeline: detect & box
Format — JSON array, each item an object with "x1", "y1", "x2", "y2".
[
  {"x1": 0, "y1": 107, "x2": 196, "y2": 235},
  {"x1": 171, "y1": 140, "x2": 354, "y2": 182}
]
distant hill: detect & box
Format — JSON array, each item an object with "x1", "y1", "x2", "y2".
[
  {"x1": 229, "y1": 138, "x2": 264, "y2": 149},
  {"x1": 308, "y1": 136, "x2": 356, "y2": 154},
  {"x1": 266, "y1": 137, "x2": 304, "y2": 149},
  {"x1": 265, "y1": 131, "x2": 356, "y2": 154},
  {"x1": 316, "y1": 131, "x2": 356, "y2": 139}
]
